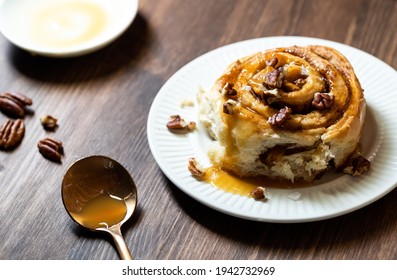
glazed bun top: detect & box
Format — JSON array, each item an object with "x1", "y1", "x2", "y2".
[{"x1": 198, "y1": 45, "x2": 366, "y2": 181}]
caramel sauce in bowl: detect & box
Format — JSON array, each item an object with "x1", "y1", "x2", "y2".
[
  {"x1": 62, "y1": 155, "x2": 137, "y2": 259},
  {"x1": 0, "y1": 0, "x2": 139, "y2": 57}
]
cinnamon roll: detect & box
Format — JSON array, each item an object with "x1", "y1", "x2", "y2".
[{"x1": 198, "y1": 45, "x2": 366, "y2": 182}]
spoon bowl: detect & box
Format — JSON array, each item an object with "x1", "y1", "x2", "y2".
[{"x1": 62, "y1": 155, "x2": 137, "y2": 260}]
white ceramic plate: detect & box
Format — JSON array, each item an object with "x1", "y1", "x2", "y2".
[
  {"x1": 147, "y1": 36, "x2": 397, "y2": 223},
  {"x1": 0, "y1": 0, "x2": 138, "y2": 57}
]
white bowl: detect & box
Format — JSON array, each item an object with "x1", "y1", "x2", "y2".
[{"x1": 0, "y1": 0, "x2": 139, "y2": 57}]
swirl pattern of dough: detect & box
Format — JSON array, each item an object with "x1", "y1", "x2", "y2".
[{"x1": 198, "y1": 45, "x2": 365, "y2": 182}]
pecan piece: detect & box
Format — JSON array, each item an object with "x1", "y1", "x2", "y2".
[
  {"x1": 220, "y1": 82, "x2": 237, "y2": 97},
  {"x1": 188, "y1": 157, "x2": 206, "y2": 178},
  {"x1": 268, "y1": 106, "x2": 292, "y2": 127},
  {"x1": 312, "y1": 92, "x2": 334, "y2": 110},
  {"x1": 0, "y1": 91, "x2": 32, "y2": 118},
  {"x1": 343, "y1": 155, "x2": 371, "y2": 176},
  {"x1": 264, "y1": 67, "x2": 285, "y2": 89},
  {"x1": 265, "y1": 57, "x2": 279, "y2": 68},
  {"x1": 186, "y1": 121, "x2": 196, "y2": 130},
  {"x1": 223, "y1": 99, "x2": 237, "y2": 115},
  {"x1": 0, "y1": 119, "x2": 25, "y2": 150},
  {"x1": 40, "y1": 115, "x2": 58, "y2": 131},
  {"x1": 250, "y1": 187, "x2": 266, "y2": 200},
  {"x1": 37, "y1": 137, "x2": 63, "y2": 162},
  {"x1": 166, "y1": 115, "x2": 196, "y2": 131},
  {"x1": 294, "y1": 78, "x2": 306, "y2": 88}
]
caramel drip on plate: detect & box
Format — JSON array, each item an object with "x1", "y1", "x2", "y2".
[{"x1": 203, "y1": 166, "x2": 308, "y2": 196}]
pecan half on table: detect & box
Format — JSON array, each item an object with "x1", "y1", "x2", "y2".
[
  {"x1": 37, "y1": 137, "x2": 64, "y2": 163},
  {"x1": 0, "y1": 91, "x2": 33, "y2": 118},
  {"x1": 0, "y1": 119, "x2": 25, "y2": 150}
]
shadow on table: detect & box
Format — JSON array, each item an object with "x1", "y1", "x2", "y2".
[
  {"x1": 169, "y1": 181, "x2": 397, "y2": 259},
  {"x1": 6, "y1": 13, "x2": 151, "y2": 84}
]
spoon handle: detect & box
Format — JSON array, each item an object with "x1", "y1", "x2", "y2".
[{"x1": 108, "y1": 225, "x2": 134, "y2": 260}]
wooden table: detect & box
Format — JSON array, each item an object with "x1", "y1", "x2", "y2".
[{"x1": 1, "y1": 0, "x2": 397, "y2": 260}]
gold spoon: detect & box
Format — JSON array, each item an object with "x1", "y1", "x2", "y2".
[{"x1": 61, "y1": 155, "x2": 137, "y2": 260}]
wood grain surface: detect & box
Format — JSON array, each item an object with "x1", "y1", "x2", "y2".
[{"x1": 1, "y1": 0, "x2": 397, "y2": 260}]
